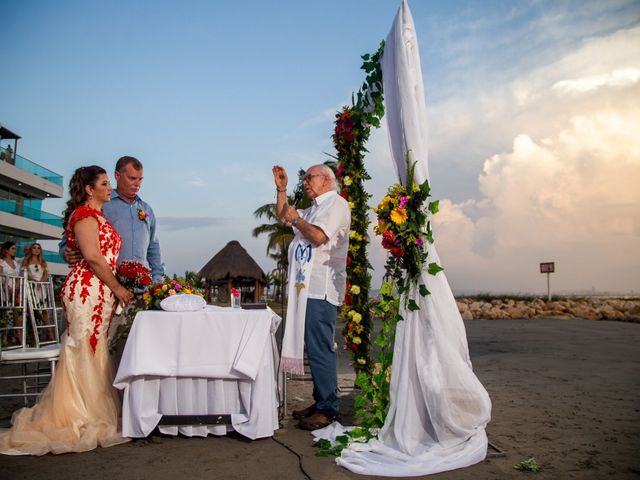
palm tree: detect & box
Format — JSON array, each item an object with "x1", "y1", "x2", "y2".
[
  {"x1": 266, "y1": 269, "x2": 287, "y2": 302},
  {"x1": 252, "y1": 199, "x2": 294, "y2": 265}
]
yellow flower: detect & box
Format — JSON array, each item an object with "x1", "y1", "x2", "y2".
[
  {"x1": 351, "y1": 232, "x2": 363, "y2": 242},
  {"x1": 412, "y1": 183, "x2": 420, "y2": 193},
  {"x1": 183, "y1": 288, "x2": 192, "y2": 294},
  {"x1": 343, "y1": 176, "x2": 352, "y2": 186},
  {"x1": 357, "y1": 358, "x2": 366, "y2": 365},
  {"x1": 350, "y1": 285, "x2": 360, "y2": 295},
  {"x1": 378, "y1": 195, "x2": 393, "y2": 209},
  {"x1": 348, "y1": 201, "x2": 355, "y2": 209},
  {"x1": 168, "y1": 289, "x2": 176, "y2": 296},
  {"x1": 390, "y1": 208, "x2": 408, "y2": 225},
  {"x1": 352, "y1": 312, "x2": 362, "y2": 323},
  {"x1": 352, "y1": 337, "x2": 362, "y2": 345},
  {"x1": 162, "y1": 284, "x2": 168, "y2": 291},
  {"x1": 355, "y1": 325, "x2": 364, "y2": 334},
  {"x1": 377, "y1": 220, "x2": 389, "y2": 234}
]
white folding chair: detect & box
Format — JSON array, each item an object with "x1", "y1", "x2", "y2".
[
  {"x1": 0, "y1": 273, "x2": 27, "y2": 347},
  {"x1": 26, "y1": 277, "x2": 61, "y2": 347},
  {"x1": 0, "y1": 273, "x2": 60, "y2": 405}
]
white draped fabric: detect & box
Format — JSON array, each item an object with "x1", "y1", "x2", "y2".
[
  {"x1": 114, "y1": 307, "x2": 281, "y2": 440},
  {"x1": 334, "y1": 1, "x2": 492, "y2": 476}
]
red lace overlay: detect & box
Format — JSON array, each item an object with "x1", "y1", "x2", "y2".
[{"x1": 61, "y1": 205, "x2": 122, "y2": 353}]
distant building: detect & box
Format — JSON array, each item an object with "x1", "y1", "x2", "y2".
[{"x1": 0, "y1": 123, "x2": 68, "y2": 277}]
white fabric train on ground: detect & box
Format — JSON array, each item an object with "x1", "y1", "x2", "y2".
[{"x1": 326, "y1": 1, "x2": 492, "y2": 476}]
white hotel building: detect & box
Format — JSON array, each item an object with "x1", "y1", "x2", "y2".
[{"x1": 0, "y1": 124, "x2": 68, "y2": 277}]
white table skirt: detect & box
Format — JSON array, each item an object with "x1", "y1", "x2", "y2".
[{"x1": 114, "y1": 307, "x2": 281, "y2": 439}]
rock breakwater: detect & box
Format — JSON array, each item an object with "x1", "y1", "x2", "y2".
[{"x1": 455, "y1": 297, "x2": 640, "y2": 322}]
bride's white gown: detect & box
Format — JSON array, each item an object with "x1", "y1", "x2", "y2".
[
  {"x1": 0, "y1": 205, "x2": 129, "y2": 455},
  {"x1": 331, "y1": 1, "x2": 492, "y2": 476}
]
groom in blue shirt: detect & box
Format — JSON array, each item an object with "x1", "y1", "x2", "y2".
[{"x1": 59, "y1": 156, "x2": 165, "y2": 282}]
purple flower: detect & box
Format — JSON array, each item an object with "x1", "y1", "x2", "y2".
[
  {"x1": 416, "y1": 238, "x2": 424, "y2": 245},
  {"x1": 399, "y1": 196, "x2": 409, "y2": 208}
]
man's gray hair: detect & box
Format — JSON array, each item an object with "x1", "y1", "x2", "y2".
[{"x1": 311, "y1": 164, "x2": 339, "y2": 192}]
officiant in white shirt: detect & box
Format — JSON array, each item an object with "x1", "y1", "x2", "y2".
[{"x1": 273, "y1": 164, "x2": 350, "y2": 431}]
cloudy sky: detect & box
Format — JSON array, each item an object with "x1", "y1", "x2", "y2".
[{"x1": 2, "y1": 0, "x2": 639, "y2": 294}]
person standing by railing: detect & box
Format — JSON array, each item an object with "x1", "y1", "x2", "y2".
[
  {"x1": 0, "y1": 144, "x2": 14, "y2": 164},
  {"x1": 0, "y1": 241, "x2": 23, "y2": 343},
  {"x1": 21, "y1": 243, "x2": 53, "y2": 341}
]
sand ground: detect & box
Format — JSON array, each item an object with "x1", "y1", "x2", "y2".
[{"x1": 1, "y1": 318, "x2": 639, "y2": 479}]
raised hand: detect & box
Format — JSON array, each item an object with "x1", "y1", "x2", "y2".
[{"x1": 272, "y1": 165, "x2": 288, "y2": 191}]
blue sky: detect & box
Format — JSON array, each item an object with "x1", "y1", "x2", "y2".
[{"x1": 2, "y1": 0, "x2": 639, "y2": 294}]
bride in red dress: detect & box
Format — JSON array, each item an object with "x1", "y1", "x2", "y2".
[{"x1": 1, "y1": 165, "x2": 133, "y2": 455}]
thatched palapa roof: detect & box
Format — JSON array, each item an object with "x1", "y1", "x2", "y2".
[{"x1": 198, "y1": 240, "x2": 267, "y2": 283}]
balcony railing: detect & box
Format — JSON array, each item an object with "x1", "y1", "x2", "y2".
[
  {"x1": 0, "y1": 199, "x2": 63, "y2": 227},
  {"x1": 1, "y1": 147, "x2": 63, "y2": 186}
]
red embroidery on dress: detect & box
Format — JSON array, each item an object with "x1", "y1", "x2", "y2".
[
  {"x1": 89, "y1": 282, "x2": 106, "y2": 353},
  {"x1": 63, "y1": 206, "x2": 122, "y2": 356},
  {"x1": 80, "y1": 269, "x2": 93, "y2": 304}
]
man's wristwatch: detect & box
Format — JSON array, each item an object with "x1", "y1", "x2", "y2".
[{"x1": 291, "y1": 217, "x2": 300, "y2": 227}]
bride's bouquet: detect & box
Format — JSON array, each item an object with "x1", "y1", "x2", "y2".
[
  {"x1": 116, "y1": 260, "x2": 152, "y2": 290},
  {"x1": 111, "y1": 261, "x2": 152, "y2": 351}
]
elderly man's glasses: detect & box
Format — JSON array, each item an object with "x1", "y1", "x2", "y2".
[{"x1": 303, "y1": 173, "x2": 326, "y2": 182}]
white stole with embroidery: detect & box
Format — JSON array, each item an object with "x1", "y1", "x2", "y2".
[{"x1": 280, "y1": 236, "x2": 314, "y2": 374}]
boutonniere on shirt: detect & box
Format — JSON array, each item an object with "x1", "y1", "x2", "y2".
[{"x1": 137, "y1": 208, "x2": 150, "y2": 222}]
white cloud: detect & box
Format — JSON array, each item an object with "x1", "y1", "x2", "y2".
[
  {"x1": 159, "y1": 216, "x2": 227, "y2": 232},
  {"x1": 188, "y1": 178, "x2": 207, "y2": 187},
  {"x1": 427, "y1": 25, "x2": 640, "y2": 294},
  {"x1": 433, "y1": 103, "x2": 640, "y2": 294},
  {"x1": 553, "y1": 68, "x2": 640, "y2": 94}
]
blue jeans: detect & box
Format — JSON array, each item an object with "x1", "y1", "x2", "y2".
[{"x1": 305, "y1": 298, "x2": 340, "y2": 417}]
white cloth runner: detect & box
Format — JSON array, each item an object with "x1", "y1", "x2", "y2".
[
  {"x1": 333, "y1": 1, "x2": 492, "y2": 476},
  {"x1": 114, "y1": 308, "x2": 281, "y2": 439},
  {"x1": 280, "y1": 238, "x2": 314, "y2": 374}
]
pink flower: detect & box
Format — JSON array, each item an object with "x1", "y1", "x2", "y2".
[
  {"x1": 231, "y1": 287, "x2": 239, "y2": 297},
  {"x1": 416, "y1": 238, "x2": 424, "y2": 245}
]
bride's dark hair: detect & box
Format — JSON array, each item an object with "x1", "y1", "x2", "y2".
[{"x1": 62, "y1": 165, "x2": 107, "y2": 229}]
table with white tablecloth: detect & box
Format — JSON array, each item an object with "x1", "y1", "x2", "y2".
[{"x1": 113, "y1": 306, "x2": 281, "y2": 440}]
